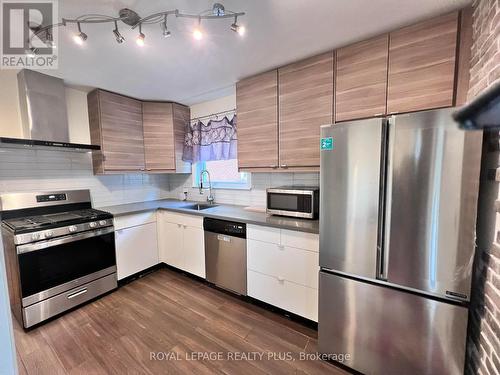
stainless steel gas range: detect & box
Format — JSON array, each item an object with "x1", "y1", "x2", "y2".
[{"x1": 0, "y1": 190, "x2": 117, "y2": 328}]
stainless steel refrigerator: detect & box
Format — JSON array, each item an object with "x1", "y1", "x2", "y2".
[{"x1": 318, "y1": 108, "x2": 482, "y2": 375}]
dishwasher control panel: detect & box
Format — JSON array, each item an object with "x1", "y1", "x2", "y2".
[{"x1": 203, "y1": 218, "x2": 246, "y2": 239}]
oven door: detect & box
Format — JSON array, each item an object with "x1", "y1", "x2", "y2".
[
  {"x1": 16, "y1": 227, "x2": 116, "y2": 306},
  {"x1": 266, "y1": 190, "x2": 314, "y2": 218}
]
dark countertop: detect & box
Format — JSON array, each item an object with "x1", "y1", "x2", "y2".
[{"x1": 98, "y1": 199, "x2": 319, "y2": 234}]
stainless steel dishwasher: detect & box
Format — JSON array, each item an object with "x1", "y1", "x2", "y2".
[{"x1": 204, "y1": 218, "x2": 247, "y2": 295}]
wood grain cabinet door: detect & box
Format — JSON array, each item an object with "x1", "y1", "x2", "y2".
[
  {"x1": 95, "y1": 90, "x2": 145, "y2": 172},
  {"x1": 387, "y1": 12, "x2": 458, "y2": 114},
  {"x1": 172, "y1": 104, "x2": 192, "y2": 173},
  {"x1": 279, "y1": 52, "x2": 334, "y2": 168},
  {"x1": 336, "y1": 35, "x2": 389, "y2": 122},
  {"x1": 236, "y1": 70, "x2": 279, "y2": 169},
  {"x1": 142, "y1": 102, "x2": 175, "y2": 171}
]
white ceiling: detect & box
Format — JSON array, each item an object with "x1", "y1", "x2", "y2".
[{"x1": 42, "y1": 0, "x2": 471, "y2": 105}]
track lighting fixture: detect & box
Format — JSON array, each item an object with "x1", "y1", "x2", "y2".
[
  {"x1": 73, "y1": 22, "x2": 87, "y2": 45},
  {"x1": 193, "y1": 17, "x2": 203, "y2": 40},
  {"x1": 230, "y1": 16, "x2": 245, "y2": 36},
  {"x1": 161, "y1": 15, "x2": 171, "y2": 38},
  {"x1": 50, "y1": 3, "x2": 245, "y2": 49},
  {"x1": 113, "y1": 21, "x2": 125, "y2": 43}
]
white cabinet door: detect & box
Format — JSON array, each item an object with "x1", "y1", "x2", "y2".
[
  {"x1": 115, "y1": 222, "x2": 159, "y2": 280},
  {"x1": 183, "y1": 226, "x2": 206, "y2": 278},
  {"x1": 247, "y1": 270, "x2": 318, "y2": 321},
  {"x1": 159, "y1": 221, "x2": 184, "y2": 270}
]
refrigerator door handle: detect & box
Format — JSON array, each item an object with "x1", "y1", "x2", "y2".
[{"x1": 378, "y1": 117, "x2": 395, "y2": 280}]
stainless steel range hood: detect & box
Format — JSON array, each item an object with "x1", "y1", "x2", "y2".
[{"x1": 0, "y1": 70, "x2": 99, "y2": 152}]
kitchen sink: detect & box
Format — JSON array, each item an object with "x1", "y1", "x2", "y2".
[{"x1": 182, "y1": 203, "x2": 218, "y2": 211}]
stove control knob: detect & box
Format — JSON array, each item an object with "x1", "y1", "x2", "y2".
[
  {"x1": 89, "y1": 222, "x2": 97, "y2": 228},
  {"x1": 68, "y1": 225, "x2": 78, "y2": 233},
  {"x1": 31, "y1": 233, "x2": 40, "y2": 241},
  {"x1": 99, "y1": 220, "x2": 107, "y2": 226},
  {"x1": 45, "y1": 231, "x2": 54, "y2": 238}
]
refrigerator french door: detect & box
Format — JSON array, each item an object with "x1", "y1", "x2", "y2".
[{"x1": 318, "y1": 108, "x2": 481, "y2": 375}]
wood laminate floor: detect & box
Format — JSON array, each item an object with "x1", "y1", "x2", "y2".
[{"x1": 14, "y1": 268, "x2": 348, "y2": 375}]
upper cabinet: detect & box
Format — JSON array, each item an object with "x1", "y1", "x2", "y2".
[
  {"x1": 387, "y1": 12, "x2": 459, "y2": 114},
  {"x1": 236, "y1": 70, "x2": 279, "y2": 169},
  {"x1": 88, "y1": 90, "x2": 145, "y2": 173},
  {"x1": 88, "y1": 89, "x2": 190, "y2": 174},
  {"x1": 279, "y1": 52, "x2": 334, "y2": 168},
  {"x1": 142, "y1": 102, "x2": 175, "y2": 171},
  {"x1": 172, "y1": 103, "x2": 192, "y2": 174},
  {"x1": 336, "y1": 35, "x2": 389, "y2": 122}
]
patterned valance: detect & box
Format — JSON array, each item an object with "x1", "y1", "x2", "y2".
[{"x1": 183, "y1": 115, "x2": 237, "y2": 162}]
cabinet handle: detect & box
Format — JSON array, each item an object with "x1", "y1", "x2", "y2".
[
  {"x1": 270, "y1": 165, "x2": 278, "y2": 169},
  {"x1": 278, "y1": 244, "x2": 285, "y2": 251},
  {"x1": 277, "y1": 276, "x2": 285, "y2": 283},
  {"x1": 281, "y1": 164, "x2": 288, "y2": 169},
  {"x1": 183, "y1": 225, "x2": 187, "y2": 229},
  {"x1": 373, "y1": 113, "x2": 383, "y2": 117},
  {"x1": 177, "y1": 223, "x2": 182, "y2": 228}
]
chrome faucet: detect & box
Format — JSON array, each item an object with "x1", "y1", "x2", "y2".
[{"x1": 199, "y1": 169, "x2": 215, "y2": 204}]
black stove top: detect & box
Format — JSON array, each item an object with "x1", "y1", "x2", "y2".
[{"x1": 3, "y1": 209, "x2": 113, "y2": 233}]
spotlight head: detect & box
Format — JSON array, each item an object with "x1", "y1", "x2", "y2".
[
  {"x1": 136, "y1": 32, "x2": 145, "y2": 46},
  {"x1": 193, "y1": 28, "x2": 203, "y2": 40},
  {"x1": 45, "y1": 30, "x2": 56, "y2": 48},
  {"x1": 73, "y1": 32, "x2": 87, "y2": 45},
  {"x1": 74, "y1": 22, "x2": 87, "y2": 45},
  {"x1": 161, "y1": 18, "x2": 171, "y2": 38},
  {"x1": 230, "y1": 16, "x2": 245, "y2": 36},
  {"x1": 25, "y1": 47, "x2": 38, "y2": 58},
  {"x1": 113, "y1": 21, "x2": 125, "y2": 44}
]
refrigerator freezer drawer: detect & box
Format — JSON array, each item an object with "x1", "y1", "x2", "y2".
[{"x1": 318, "y1": 271, "x2": 467, "y2": 375}]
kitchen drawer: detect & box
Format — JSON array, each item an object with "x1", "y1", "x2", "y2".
[
  {"x1": 248, "y1": 270, "x2": 318, "y2": 321},
  {"x1": 247, "y1": 224, "x2": 280, "y2": 244},
  {"x1": 281, "y1": 229, "x2": 319, "y2": 252},
  {"x1": 114, "y1": 211, "x2": 156, "y2": 230},
  {"x1": 247, "y1": 239, "x2": 319, "y2": 289},
  {"x1": 159, "y1": 211, "x2": 203, "y2": 229}
]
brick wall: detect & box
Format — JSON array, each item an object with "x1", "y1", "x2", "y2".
[{"x1": 467, "y1": 0, "x2": 500, "y2": 374}]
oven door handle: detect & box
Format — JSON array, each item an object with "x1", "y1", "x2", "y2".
[{"x1": 16, "y1": 227, "x2": 115, "y2": 254}]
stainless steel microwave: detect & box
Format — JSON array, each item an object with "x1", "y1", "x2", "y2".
[{"x1": 266, "y1": 186, "x2": 319, "y2": 219}]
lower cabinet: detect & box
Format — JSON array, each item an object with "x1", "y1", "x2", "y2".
[
  {"x1": 247, "y1": 224, "x2": 319, "y2": 321},
  {"x1": 114, "y1": 212, "x2": 159, "y2": 280},
  {"x1": 157, "y1": 211, "x2": 206, "y2": 278}
]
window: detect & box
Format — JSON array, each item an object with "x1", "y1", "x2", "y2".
[{"x1": 192, "y1": 159, "x2": 251, "y2": 190}]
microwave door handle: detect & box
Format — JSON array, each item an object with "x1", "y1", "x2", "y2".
[{"x1": 16, "y1": 227, "x2": 114, "y2": 254}]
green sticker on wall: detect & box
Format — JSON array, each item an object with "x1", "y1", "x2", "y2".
[{"x1": 320, "y1": 137, "x2": 334, "y2": 150}]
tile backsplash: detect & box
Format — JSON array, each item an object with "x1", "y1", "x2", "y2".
[
  {"x1": 0, "y1": 149, "x2": 169, "y2": 207},
  {"x1": 0, "y1": 148, "x2": 319, "y2": 209},
  {"x1": 167, "y1": 172, "x2": 320, "y2": 208}
]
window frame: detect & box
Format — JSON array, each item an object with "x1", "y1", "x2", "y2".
[{"x1": 192, "y1": 160, "x2": 251, "y2": 190}]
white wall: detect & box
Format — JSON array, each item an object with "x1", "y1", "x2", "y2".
[{"x1": 167, "y1": 92, "x2": 320, "y2": 207}]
